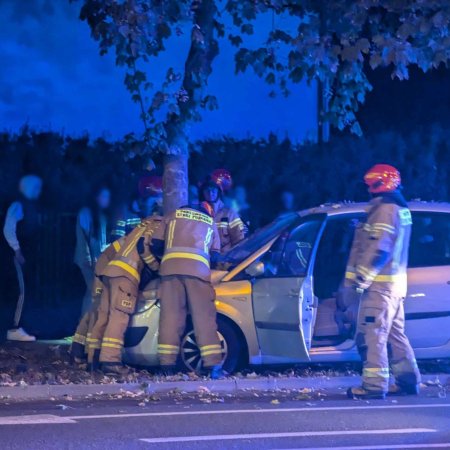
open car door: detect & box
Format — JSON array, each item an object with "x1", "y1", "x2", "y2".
[{"x1": 252, "y1": 216, "x2": 325, "y2": 362}]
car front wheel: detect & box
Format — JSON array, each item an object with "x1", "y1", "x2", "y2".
[{"x1": 180, "y1": 317, "x2": 244, "y2": 374}]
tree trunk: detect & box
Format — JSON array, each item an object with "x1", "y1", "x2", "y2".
[
  {"x1": 163, "y1": 153, "x2": 189, "y2": 214},
  {"x1": 162, "y1": 0, "x2": 218, "y2": 214}
]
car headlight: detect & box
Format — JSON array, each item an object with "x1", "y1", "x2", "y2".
[{"x1": 135, "y1": 289, "x2": 159, "y2": 313}]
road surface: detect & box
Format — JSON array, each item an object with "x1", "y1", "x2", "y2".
[{"x1": 0, "y1": 387, "x2": 449, "y2": 449}]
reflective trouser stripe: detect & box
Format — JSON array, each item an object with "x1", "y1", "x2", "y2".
[
  {"x1": 162, "y1": 252, "x2": 209, "y2": 267},
  {"x1": 103, "y1": 337, "x2": 124, "y2": 345},
  {"x1": 101, "y1": 342, "x2": 122, "y2": 349},
  {"x1": 158, "y1": 344, "x2": 179, "y2": 355},
  {"x1": 73, "y1": 333, "x2": 86, "y2": 345},
  {"x1": 363, "y1": 367, "x2": 390, "y2": 378},
  {"x1": 201, "y1": 349, "x2": 223, "y2": 357},
  {"x1": 200, "y1": 344, "x2": 222, "y2": 357},
  {"x1": 107, "y1": 260, "x2": 140, "y2": 281},
  {"x1": 345, "y1": 271, "x2": 406, "y2": 283}
]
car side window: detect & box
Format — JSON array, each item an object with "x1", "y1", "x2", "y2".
[
  {"x1": 409, "y1": 212, "x2": 450, "y2": 268},
  {"x1": 277, "y1": 219, "x2": 323, "y2": 277},
  {"x1": 313, "y1": 214, "x2": 362, "y2": 299}
]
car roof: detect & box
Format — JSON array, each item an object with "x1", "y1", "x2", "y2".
[{"x1": 298, "y1": 201, "x2": 450, "y2": 217}]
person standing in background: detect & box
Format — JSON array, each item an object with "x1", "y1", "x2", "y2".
[
  {"x1": 278, "y1": 190, "x2": 297, "y2": 217},
  {"x1": 74, "y1": 186, "x2": 112, "y2": 317},
  {"x1": 233, "y1": 185, "x2": 259, "y2": 234},
  {"x1": 3, "y1": 175, "x2": 43, "y2": 341}
]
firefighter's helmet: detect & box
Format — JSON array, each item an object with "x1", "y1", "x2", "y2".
[
  {"x1": 210, "y1": 168, "x2": 233, "y2": 193},
  {"x1": 364, "y1": 164, "x2": 401, "y2": 194},
  {"x1": 138, "y1": 175, "x2": 163, "y2": 198}
]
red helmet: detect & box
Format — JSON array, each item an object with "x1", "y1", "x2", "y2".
[
  {"x1": 138, "y1": 175, "x2": 163, "y2": 198},
  {"x1": 364, "y1": 164, "x2": 401, "y2": 194},
  {"x1": 210, "y1": 168, "x2": 233, "y2": 193}
]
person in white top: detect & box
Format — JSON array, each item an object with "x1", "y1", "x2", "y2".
[{"x1": 3, "y1": 175, "x2": 43, "y2": 342}]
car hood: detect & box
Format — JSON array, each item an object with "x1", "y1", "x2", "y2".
[{"x1": 211, "y1": 270, "x2": 228, "y2": 285}]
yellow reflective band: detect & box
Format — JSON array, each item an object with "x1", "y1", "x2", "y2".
[
  {"x1": 175, "y1": 209, "x2": 213, "y2": 225},
  {"x1": 216, "y1": 223, "x2": 228, "y2": 229},
  {"x1": 200, "y1": 344, "x2": 222, "y2": 351},
  {"x1": 88, "y1": 343, "x2": 101, "y2": 349},
  {"x1": 345, "y1": 272, "x2": 405, "y2": 283},
  {"x1": 143, "y1": 255, "x2": 156, "y2": 263},
  {"x1": 158, "y1": 344, "x2": 180, "y2": 350},
  {"x1": 73, "y1": 334, "x2": 86, "y2": 344},
  {"x1": 162, "y1": 252, "x2": 209, "y2": 267},
  {"x1": 372, "y1": 222, "x2": 395, "y2": 231},
  {"x1": 107, "y1": 260, "x2": 140, "y2": 281},
  {"x1": 229, "y1": 218, "x2": 243, "y2": 228},
  {"x1": 363, "y1": 367, "x2": 390, "y2": 378},
  {"x1": 123, "y1": 229, "x2": 145, "y2": 257},
  {"x1": 158, "y1": 349, "x2": 180, "y2": 355},
  {"x1": 357, "y1": 266, "x2": 377, "y2": 279},
  {"x1": 86, "y1": 337, "x2": 100, "y2": 343},
  {"x1": 113, "y1": 240, "x2": 121, "y2": 252},
  {"x1": 201, "y1": 349, "x2": 223, "y2": 357},
  {"x1": 101, "y1": 342, "x2": 122, "y2": 349},
  {"x1": 103, "y1": 337, "x2": 124, "y2": 344},
  {"x1": 167, "y1": 221, "x2": 176, "y2": 248}
]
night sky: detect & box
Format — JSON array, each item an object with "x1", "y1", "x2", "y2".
[{"x1": 0, "y1": 0, "x2": 318, "y2": 141}]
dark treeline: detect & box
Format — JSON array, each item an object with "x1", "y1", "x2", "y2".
[{"x1": 1, "y1": 125, "x2": 449, "y2": 220}]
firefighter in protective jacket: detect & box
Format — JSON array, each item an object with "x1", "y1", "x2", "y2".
[
  {"x1": 70, "y1": 238, "x2": 123, "y2": 363},
  {"x1": 200, "y1": 169, "x2": 245, "y2": 252},
  {"x1": 151, "y1": 203, "x2": 225, "y2": 379},
  {"x1": 88, "y1": 216, "x2": 161, "y2": 375},
  {"x1": 346, "y1": 164, "x2": 421, "y2": 399}
]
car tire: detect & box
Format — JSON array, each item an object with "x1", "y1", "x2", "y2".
[{"x1": 180, "y1": 316, "x2": 245, "y2": 374}]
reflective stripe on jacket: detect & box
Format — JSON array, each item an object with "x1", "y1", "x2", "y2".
[
  {"x1": 152, "y1": 208, "x2": 220, "y2": 281},
  {"x1": 101, "y1": 216, "x2": 161, "y2": 285},
  {"x1": 344, "y1": 197, "x2": 412, "y2": 297},
  {"x1": 214, "y1": 200, "x2": 245, "y2": 252}
]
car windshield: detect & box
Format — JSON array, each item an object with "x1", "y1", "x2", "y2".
[{"x1": 223, "y1": 213, "x2": 299, "y2": 265}]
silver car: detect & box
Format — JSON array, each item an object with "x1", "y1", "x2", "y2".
[{"x1": 124, "y1": 201, "x2": 450, "y2": 372}]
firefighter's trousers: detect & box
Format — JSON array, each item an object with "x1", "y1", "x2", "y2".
[
  {"x1": 158, "y1": 275, "x2": 222, "y2": 368},
  {"x1": 355, "y1": 290, "x2": 421, "y2": 393},
  {"x1": 88, "y1": 277, "x2": 138, "y2": 364}
]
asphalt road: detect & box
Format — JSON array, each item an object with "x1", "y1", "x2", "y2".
[{"x1": 0, "y1": 388, "x2": 449, "y2": 450}]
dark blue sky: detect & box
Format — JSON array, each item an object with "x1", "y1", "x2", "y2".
[{"x1": 0, "y1": 0, "x2": 317, "y2": 141}]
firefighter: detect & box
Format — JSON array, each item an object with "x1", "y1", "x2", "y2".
[
  {"x1": 111, "y1": 176, "x2": 163, "y2": 240},
  {"x1": 346, "y1": 164, "x2": 421, "y2": 400},
  {"x1": 70, "y1": 238, "x2": 123, "y2": 363},
  {"x1": 88, "y1": 215, "x2": 161, "y2": 375},
  {"x1": 150, "y1": 202, "x2": 225, "y2": 379},
  {"x1": 200, "y1": 169, "x2": 245, "y2": 252}
]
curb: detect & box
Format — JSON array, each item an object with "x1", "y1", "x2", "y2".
[{"x1": 0, "y1": 374, "x2": 447, "y2": 401}]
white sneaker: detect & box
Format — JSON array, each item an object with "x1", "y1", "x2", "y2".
[{"x1": 7, "y1": 328, "x2": 36, "y2": 342}]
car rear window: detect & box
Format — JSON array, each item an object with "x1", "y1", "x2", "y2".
[{"x1": 409, "y1": 212, "x2": 450, "y2": 268}]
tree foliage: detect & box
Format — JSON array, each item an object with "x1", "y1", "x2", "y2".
[{"x1": 228, "y1": 0, "x2": 450, "y2": 134}]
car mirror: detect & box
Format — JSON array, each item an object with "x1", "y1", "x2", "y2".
[{"x1": 245, "y1": 261, "x2": 265, "y2": 278}]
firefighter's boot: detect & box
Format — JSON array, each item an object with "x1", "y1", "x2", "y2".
[
  {"x1": 101, "y1": 363, "x2": 131, "y2": 377},
  {"x1": 347, "y1": 386, "x2": 386, "y2": 400},
  {"x1": 388, "y1": 383, "x2": 420, "y2": 396},
  {"x1": 87, "y1": 349, "x2": 100, "y2": 373}
]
